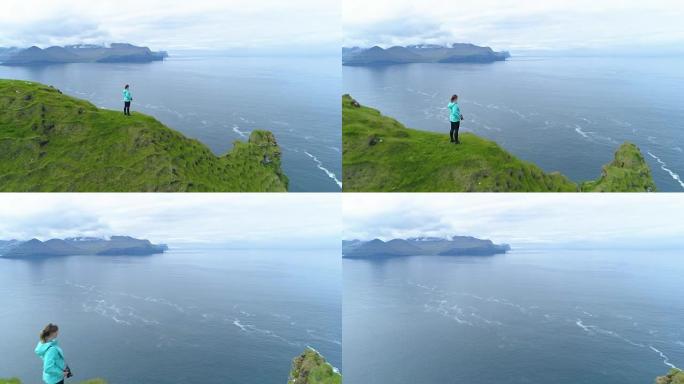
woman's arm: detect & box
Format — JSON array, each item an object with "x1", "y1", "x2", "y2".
[{"x1": 43, "y1": 348, "x2": 65, "y2": 378}]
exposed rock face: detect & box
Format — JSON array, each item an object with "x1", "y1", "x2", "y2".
[{"x1": 656, "y1": 369, "x2": 684, "y2": 384}]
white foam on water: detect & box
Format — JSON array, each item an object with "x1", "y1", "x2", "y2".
[
  {"x1": 232, "y1": 125, "x2": 249, "y2": 138},
  {"x1": 304, "y1": 151, "x2": 342, "y2": 189},
  {"x1": 576, "y1": 319, "x2": 645, "y2": 348},
  {"x1": 648, "y1": 151, "x2": 684, "y2": 189},
  {"x1": 650, "y1": 346, "x2": 679, "y2": 369},
  {"x1": 574, "y1": 125, "x2": 590, "y2": 139},
  {"x1": 233, "y1": 319, "x2": 249, "y2": 332}
]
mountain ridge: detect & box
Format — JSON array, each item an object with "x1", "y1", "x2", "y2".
[
  {"x1": 0, "y1": 236, "x2": 168, "y2": 259},
  {"x1": 0, "y1": 43, "x2": 168, "y2": 65},
  {"x1": 342, "y1": 43, "x2": 510, "y2": 66},
  {"x1": 342, "y1": 236, "x2": 511, "y2": 259}
]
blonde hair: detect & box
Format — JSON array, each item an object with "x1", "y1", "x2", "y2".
[{"x1": 39, "y1": 323, "x2": 59, "y2": 343}]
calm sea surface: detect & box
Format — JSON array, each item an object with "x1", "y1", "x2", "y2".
[
  {"x1": 344, "y1": 249, "x2": 684, "y2": 383},
  {"x1": 0, "y1": 248, "x2": 341, "y2": 383}
]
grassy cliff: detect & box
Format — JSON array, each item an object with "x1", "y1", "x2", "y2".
[
  {"x1": 0, "y1": 79, "x2": 288, "y2": 191},
  {"x1": 288, "y1": 348, "x2": 342, "y2": 384},
  {"x1": 657, "y1": 369, "x2": 684, "y2": 384},
  {"x1": 343, "y1": 95, "x2": 656, "y2": 192}
]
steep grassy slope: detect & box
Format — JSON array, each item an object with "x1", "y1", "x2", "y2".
[
  {"x1": 657, "y1": 369, "x2": 684, "y2": 384},
  {"x1": 0, "y1": 79, "x2": 288, "y2": 191},
  {"x1": 288, "y1": 348, "x2": 342, "y2": 384},
  {"x1": 343, "y1": 95, "x2": 655, "y2": 192},
  {"x1": 579, "y1": 142, "x2": 656, "y2": 192}
]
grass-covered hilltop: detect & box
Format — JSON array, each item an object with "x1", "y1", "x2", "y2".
[
  {"x1": 343, "y1": 95, "x2": 656, "y2": 192},
  {"x1": 288, "y1": 348, "x2": 342, "y2": 384},
  {"x1": 0, "y1": 79, "x2": 288, "y2": 191},
  {"x1": 657, "y1": 369, "x2": 684, "y2": 384}
]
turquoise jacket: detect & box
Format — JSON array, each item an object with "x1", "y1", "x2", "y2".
[
  {"x1": 448, "y1": 102, "x2": 462, "y2": 123},
  {"x1": 123, "y1": 89, "x2": 133, "y2": 102},
  {"x1": 35, "y1": 340, "x2": 66, "y2": 384}
]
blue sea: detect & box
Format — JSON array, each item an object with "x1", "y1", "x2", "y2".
[
  {"x1": 343, "y1": 56, "x2": 684, "y2": 191},
  {"x1": 0, "y1": 247, "x2": 341, "y2": 384},
  {"x1": 344, "y1": 249, "x2": 684, "y2": 384},
  {"x1": 0, "y1": 54, "x2": 342, "y2": 192}
]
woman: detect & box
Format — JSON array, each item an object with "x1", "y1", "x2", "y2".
[
  {"x1": 123, "y1": 84, "x2": 133, "y2": 116},
  {"x1": 448, "y1": 95, "x2": 464, "y2": 144},
  {"x1": 35, "y1": 323, "x2": 71, "y2": 384}
]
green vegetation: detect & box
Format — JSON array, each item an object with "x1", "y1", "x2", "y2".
[
  {"x1": 342, "y1": 95, "x2": 656, "y2": 192},
  {"x1": 1, "y1": 379, "x2": 105, "y2": 384},
  {"x1": 657, "y1": 369, "x2": 684, "y2": 384},
  {"x1": 579, "y1": 142, "x2": 656, "y2": 191},
  {"x1": 0, "y1": 79, "x2": 288, "y2": 191},
  {"x1": 288, "y1": 348, "x2": 342, "y2": 384}
]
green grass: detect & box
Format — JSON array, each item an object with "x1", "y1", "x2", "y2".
[
  {"x1": 343, "y1": 95, "x2": 656, "y2": 192},
  {"x1": 656, "y1": 369, "x2": 684, "y2": 384},
  {"x1": 580, "y1": 142, "x2": 656, "y2": 192},
  {"x1": 0, "y1": 79, "x2": 288, "y2": 191},
  {"x1": 288, "y1": 348, "x2": 342, "y2": 384}
]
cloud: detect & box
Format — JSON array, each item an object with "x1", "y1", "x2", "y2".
[
  {"x1": 1, "y1": 0, "x2": 340, "y2": 52},
  {"x1": 343, "y1": 194, "x2": 684, "y2": 247},
  {"x1": 0, "y1": 194, "x2": 341, "y2": 248},
  {"x1": 343, "y1": 0, "x2": 684, "y2": 52}
]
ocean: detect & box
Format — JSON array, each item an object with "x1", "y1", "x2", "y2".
[
  {"x1": 343, "y1": 249, "x2": 684, "y2": 384},
  {"x1": 0, "y1": 54, "x2": 342, "y2": 192},
  {"x1": 343, "y1": 56, "x2": 684, "y2": 191},
  {"x1": 0, "y1": 248, "x2": 341, "y2": 384}
]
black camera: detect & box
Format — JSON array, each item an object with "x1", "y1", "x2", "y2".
[{"x1": 65, "y1": 366, "x2": 73, "y2": 378}]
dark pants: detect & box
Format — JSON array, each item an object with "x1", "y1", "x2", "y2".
[
  {"x1": 450, "y1": 121, "x2": 460, "y2": 143},
  {"x1": 56, "y1": 381, "x2": 64, "y2": 384},
  {"x1": 124, "y1": 101, "x2": 131, "y2": 115}
]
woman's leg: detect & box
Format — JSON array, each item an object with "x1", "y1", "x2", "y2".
[
  {"x1": 450, "y1": 122, "x2": 457, "y2": 142},
  {"x1": 455, "y1": 121, "x2": 460, "y2": 143}
]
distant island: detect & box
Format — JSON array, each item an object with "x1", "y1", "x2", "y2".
[
  {"x1": 0, "y1": 43, "x2": 168, "y2": 66},
  {"x1": 0, "y1": 80, "x2": 288, "y2": 192},
  {"x1": 342, "y1": 43, "x2": 510, "y2": 66},
  {"x1": 0, "y1": 236, "x2": 168, "y2": 259},
  {"x1": 342, "y1": 95, "x2": 656, "y2": 192},
  {"x1": 342, "y1": 236, "x2": 511, "y2": 259}
]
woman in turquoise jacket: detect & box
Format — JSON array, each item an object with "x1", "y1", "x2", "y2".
[
  {"x1": 448, "y1": 94, "x2": 464, "y2": 144},
  {"x1": 35, "y1": 324, "x2": 70, "y2": 384},
  {"x1": 123, "y1": 84, "x2": 133, "y2": 116}
]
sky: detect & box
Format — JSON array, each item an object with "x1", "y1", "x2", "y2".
[
  {"x1": 343, "y1": 0, "x2": 684, "y2": 54},
  {"x1": 0, "y1": 194, "x2": 341, "y2": 248},
  {"x1": 343, "y1": 194, "x2": 684, "y2": 248},
  {"x1": 1, "y1": 0, "x2": 340, "y2": 53}
]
